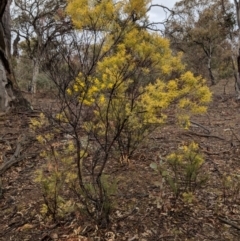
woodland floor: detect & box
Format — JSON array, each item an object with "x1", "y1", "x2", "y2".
[{"x1": 1, "y1": 80, "x2": 240, "y2": 240}]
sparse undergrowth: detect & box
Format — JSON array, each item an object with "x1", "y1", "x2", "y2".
[
  {"x1": 1, "y1": 88, "x2": 240, "y2": 240},
  {"x1": 1, "y1": 0, "x2": 240, "y2": 239},
  {"x1": 150, "y1": 142, "x2": 208, "y2": 205}
]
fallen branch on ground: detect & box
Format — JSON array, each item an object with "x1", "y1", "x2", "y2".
[
  {"x1": 190, "y1": 121, "x2": 210, "y2": 134},
  {"x1": 201, "y1": 148, "x2": 231, "y2": 155},
  {"x1": 0, "y1": 134, "x2": 37, "y2": 175},
  {"x1": 182, "y1": 131, "x2": 225, "y2": 141},
  {"x1": 218, "y1": 216, "x2": 240, "y2": 231}
]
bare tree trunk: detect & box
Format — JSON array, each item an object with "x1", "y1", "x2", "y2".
[
  {"x1": 236, "y1": 49, "x2": 240, "y2": 98},
  {"x1": 207, "y1": 55, "x2": 216, "y2": 85},
  {"x1": 30, "y1": 59, "x2": 40, "y2": 94},
  {"x1": 0, "y1": 0, "x2": 29, "y2": 112},
  {"x1": 234, "y1": 0, "x2": 240, "y2": 98}
]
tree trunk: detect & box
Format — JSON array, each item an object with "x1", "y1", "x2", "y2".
[
  {"x1": 234, "y1": 0, "x2": 240, "y2": 98},
  {"x1": 30, "y1": 59, "x2": 40, "y2": 94},
  {"x1": 207, "y1": 55, "x2": 216, "y2": 85},
  {"x1": 0, "y1": 0, "x2": 29, "y2": 112}
]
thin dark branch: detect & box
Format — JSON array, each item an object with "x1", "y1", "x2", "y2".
[
  {"x1": 218, "y1": 216, "x2": 240, "y2": 231},
  {"x1": 147, "y1": 4, "x2": 175, "y2": 15}
]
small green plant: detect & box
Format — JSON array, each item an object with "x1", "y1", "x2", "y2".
[
  {"x1": 151, "y1": 142, "x2": 207, "y2": 202},
  {"x1": 31, "y1": 113, "x2": 118, "y2": 225},
  {"x1": 35, "y1": 140, "x2": 77, "y2": 221},
  {"x1": 36, "y1": 170, "x2": 74, "y2": 222},
  {"x1": 30, "y1": 115, "x2": 77, "y2": 221}
]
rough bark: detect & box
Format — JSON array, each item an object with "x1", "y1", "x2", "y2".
[
  {"x1": 31, "y1": 59, "x2": 40, "y2": 94},
  {"x1": 0, "y1": 0, "x2": 28, "y2": 112},
  {"x1": 207, "y1": 53, "x2": 216, "y2": 85},
  {"x1": 234, "y1": 0, "x2": 240, "y2": 98}
]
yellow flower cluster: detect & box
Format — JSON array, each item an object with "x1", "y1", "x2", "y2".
[
  {"x1": 30, "y1": 113, "x2": 47, "y2": 130},
  {"x1": 67, "y1": 0, "x2": 115, "y2": 30},
  {"x1": 66, "y1": 0, "x2": 211, "y2": 135},
  {"x1": 167, "y1": 142, "x2": 204, "y2": 167}
]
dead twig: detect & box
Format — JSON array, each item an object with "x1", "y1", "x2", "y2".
[
  {"x1": 0, "y1": 138, "x2": 23, "y2": 175},
  {"x1": 218, "y1": 216, "x2": 240, "y2": 231},
  {"x1": 183, "y1": 131, "x2": 225, "y2": 141},
  {"x1": 190, "y1": 121, "x2": 210, "y2": 134},
  {"x1": 201, "y1": 148, "x2": 231, "y2": 155},
  {"x1": 0, "y1": 135, "x2": 37, "y2": 175},
  {"x1": 114, "y1": 203, "x2": 140, "y2": 221},
  {"x1": 231, "y1": 129, "x2": 240, "y2": 142}
]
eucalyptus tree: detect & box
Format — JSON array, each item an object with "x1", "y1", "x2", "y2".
[
  {"x1": 12, "y1": 0, "x2": 72, "y2": 93},
  {"x1": 165, "y1": 0, "x2": 233, "y2": 85}
]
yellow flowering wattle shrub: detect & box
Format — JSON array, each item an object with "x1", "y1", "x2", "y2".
[
  {"x1": 33, "y1": 0, "x2": 212, "y2": 224},
  {"x1": 66, "y1": 0, "x2": 211, "y2": 155}
]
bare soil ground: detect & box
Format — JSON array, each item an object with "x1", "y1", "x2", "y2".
[{"x1": 1, "y1": 80, "x2": 240, "y2": 240}]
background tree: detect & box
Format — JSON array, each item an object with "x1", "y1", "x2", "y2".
[
  {"x1": 165, "y1": 0, "x2": 234, "y2": 86},
  {"x1": 12, "y1": 0, "x2": 71, "y2": 93}
]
